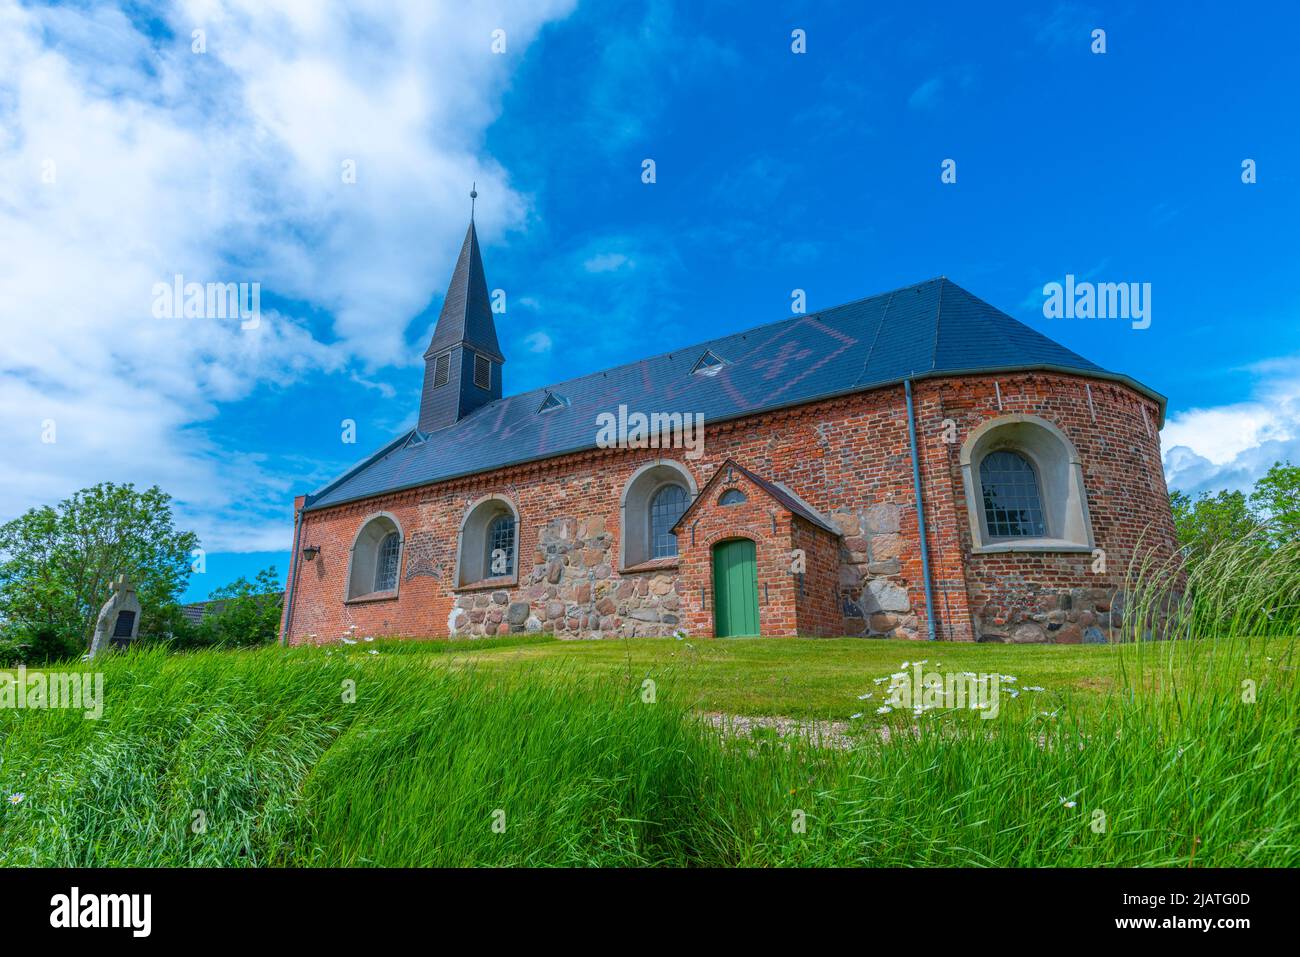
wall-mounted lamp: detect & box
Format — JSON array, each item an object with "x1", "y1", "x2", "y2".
[{"x1": 302, "y1": 545, "x2": 321, "y2": 562}]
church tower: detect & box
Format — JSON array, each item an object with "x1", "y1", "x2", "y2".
[{"x1": 417, "y1": 195, "x2": 505, "y2": 433}]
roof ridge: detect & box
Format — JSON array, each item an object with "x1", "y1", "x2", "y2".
[
  {"x1": 929, "y1": 276, "x2": 946, "y2": 373},
  {"x1": 853, "y1": 289, "x2": 896, "y2": 388},
  {"x1": 937, "y1": 276, "x2": 1102, "y2": 370}
]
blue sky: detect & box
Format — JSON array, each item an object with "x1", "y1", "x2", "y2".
[{"x1": 1, "y1": 0, "x2": 1297, "y2": 603}]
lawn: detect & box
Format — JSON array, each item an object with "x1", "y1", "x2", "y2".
[
  {"x1": 402, "y1": 634, "x2": 1131, "y2": 719},
  {"x1": 368, "y1": 632, "x2": 1296, "y2": 727}
]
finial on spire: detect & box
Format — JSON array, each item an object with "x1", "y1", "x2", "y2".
[{"x1": 470, "y1": 182, "x2": 477, "y2": 222}]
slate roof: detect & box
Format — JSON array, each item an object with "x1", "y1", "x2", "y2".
[{"x1": 305, "y1": 277, "x2": 1163, "y2": 512}]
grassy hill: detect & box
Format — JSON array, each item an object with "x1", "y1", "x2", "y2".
[{"x1": 2, "y1": 632, "x2": 1296, "y2": 867}]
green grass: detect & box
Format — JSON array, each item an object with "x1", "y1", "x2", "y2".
[{"x1": 1, "y1": 625, "x2": 1296, "y2": 866}]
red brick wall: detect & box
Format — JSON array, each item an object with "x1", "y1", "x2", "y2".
[
  {"x1": 911, "y1": 373, "x2": 1176, "y2": 642},
  {"x1": 793, "y1": 516, "x2": 843, "y2": 635},
  {"x1": 281, "y1": 371, "x2": 1174, "y2": 645}
]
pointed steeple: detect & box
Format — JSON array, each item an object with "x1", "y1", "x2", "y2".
[
  {"x1": 417, "y1": 205, "x2": 506, "y2": 433},
  {"x1": 423, "y1": 219, "x2": 504, "y2": 363}
]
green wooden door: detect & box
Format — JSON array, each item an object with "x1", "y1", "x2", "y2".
[{"x1": 712, "y1": 538, "x2": 760, "y2": 637}]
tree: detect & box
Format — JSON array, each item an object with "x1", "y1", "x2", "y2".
[
  {"x1": 0, "y1": 483, "x2": 198, "y2": 654},
  {"x1": 1249, "y1": 461, "x2": 1300, "y2": 545},
  {"x1": 184, "y1": 567, "x2": 284, "y2": 649},
  {"x1": 1169, "y1": 487, "x2": 1263, "y2": 560}
]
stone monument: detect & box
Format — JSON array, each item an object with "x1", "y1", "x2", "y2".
[{"x1": 88, "y1": 575, "x2": 141, "y2": 659}]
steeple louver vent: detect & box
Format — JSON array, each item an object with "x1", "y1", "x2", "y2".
[{"x1": 432, "y1": 353, "x2": 450, "y2": 388}]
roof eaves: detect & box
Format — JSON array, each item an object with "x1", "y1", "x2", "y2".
[
  {"x1": 770, "y1": 481, "x2": 841, "y2": 535},
  {"x1": 302, "y1": 430, "x2": 416, "y2": 511}
]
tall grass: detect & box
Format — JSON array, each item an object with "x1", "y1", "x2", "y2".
[{"x1": 1, "y1": 537, "x2": 1296, "y2": 867}]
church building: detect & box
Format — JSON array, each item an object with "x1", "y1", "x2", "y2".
[{"x1": 280, "y1": 216, "x2": 1177, "y2": 644}]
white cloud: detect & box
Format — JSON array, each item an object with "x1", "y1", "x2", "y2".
[
  {"x1": 583, "y1": 252, "x2": 631, "y2": 273},
  {"x1": 523, "y1": 331, "x2": 553, "y2": 354},
  {"x1": 0, "y1": 0, "x2": 576, "y2": 552},
  {"x1": 1161, "y1": 356, "x2": 1300, "y2": 497}
]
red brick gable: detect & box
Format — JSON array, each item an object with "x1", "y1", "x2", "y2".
[
  {"x1": 671, "y1": 458, "x2": 839, "y2": 537},
  {"x1": 665, "y1": 458, "x2": 843, "y2": 637}
]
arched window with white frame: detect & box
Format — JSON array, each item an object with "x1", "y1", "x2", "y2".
[
  {"x1": 346, "y1": 513, "x2": 403, "y2": 600},
  {"x1": 457, "y1": 495, "x2": 520, "y2": 586},
  {"x1": 619, "y1": 461, "x2": 698, "y2": 568},
  {"x1": 959, "y1": 414, "x2": 1094, "y2": 553}
]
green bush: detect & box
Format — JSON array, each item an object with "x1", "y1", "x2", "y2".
[
  {"x1": 0, "y1": 623, "x2": 85, "y2": 665},
  {"x1": 173, "y1": 567, "x2": 282, "y2": 651}
]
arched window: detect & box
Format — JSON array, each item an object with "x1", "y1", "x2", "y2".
[
  {"x1": 959, "y1": 414, "x2": 1094, "y2": 552},
  {"x1": 457, "y1": 495, "x2": 520, "y2": 586},
  {"x1": 650, "y1": 484, "x2": 688, "y2": 559},
  {"x1": 346, "y1": 513, "x2": 402, "y2": 600},
  {"x1": 374, "y1": 532, "x2": 400, "y2": 591},
  {"x1": 619, "y1": 461, "x2": 698, "y2": 568},
  {"x1": 487, "y1": 514, "x2": 515, "y2": 576},
  {"x1": 718, "y1": 488, "x2": 747, "y2": 506},
  {"x1": 979, "y1": 451, "x2": 1045, "y2": 538}
]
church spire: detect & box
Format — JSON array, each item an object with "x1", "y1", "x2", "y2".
[
  {"x1": 417, "y1": 199, "x2": 506, "y2": 433},
  {"x1": 423, "y1": 216, "x2": 503, "y2": 363}
]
